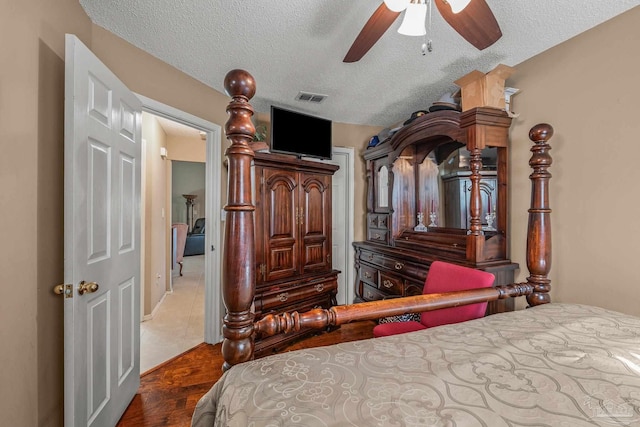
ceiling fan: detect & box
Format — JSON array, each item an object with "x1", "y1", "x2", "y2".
[{"x1": 343, "y1": 0, "x2": 502, "y2": 63}]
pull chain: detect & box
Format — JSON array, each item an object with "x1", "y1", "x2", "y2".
[{"x1": 422, "y1": 0, "x2": 433, "y2": 55}]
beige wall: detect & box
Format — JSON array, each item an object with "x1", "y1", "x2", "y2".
[
  {"x1": 508, "y1": 6, "x2": 640, "y2": 315},
  {"x1": 167, "y1": 133, "x2": 207, "y2": 163},
  {"x1": 332, "y1": 123, "x2": 384, "y2": 241},
  {"x1": 0, "y1": 1, "x2": 92, "y2": 425},
  {"x1": 142, "y1": 113, "x2": 169, "y2": 315},
  {"x1": 3, "y1": 1, "x2": 639, "y2": 425}
]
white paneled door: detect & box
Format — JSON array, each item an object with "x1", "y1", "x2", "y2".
[
  {"x1": 328, "y1": 148, "x2": 355, "y2": 306},
  {"x1": 63, "y1": 34, "x2": 141, "y2": 427}
]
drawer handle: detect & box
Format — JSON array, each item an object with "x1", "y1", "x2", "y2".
[
  {"x1": 382, "y1": 280, "x2": 394, "y2": 288},
  {"x1": 278, "y1": 292, "x2": 289, "y2": 302},
  {"x1": 365, "y1": 291, "x2": 373, "y2": 299},
  {"x1": 364, "y1": 271, "x2": 372, "y2": 279},
  {"x1": 394, "y1": 262, "x2": 404, "y2": 270},
  {"x1": 374, "y1": 233, "x2": 381, "y2": 240},
  {"x1": 315, "y1": 283, "x2": 324, "y2": 292},
  {"x1": 368, "y1": 254, "x2": 374, "y2": 261}
]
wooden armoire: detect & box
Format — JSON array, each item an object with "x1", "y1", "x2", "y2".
[
  {"x1": 353, "y1": 107, "x2": 518, "y2": 314},
  {"x1": 252, "y1": 152, "x2": 339, "y2": 356}
]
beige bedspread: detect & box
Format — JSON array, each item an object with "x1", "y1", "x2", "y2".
[{"x1": 192, "y1": 304, "x2": 640, "y2": 426}]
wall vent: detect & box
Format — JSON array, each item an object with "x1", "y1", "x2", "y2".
[{"x1": 295, "y1": 91, "x2": 327, "y2": 104}]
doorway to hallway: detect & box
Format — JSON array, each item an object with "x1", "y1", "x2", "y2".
[{"x1": 138, "y1": 101, "x2": 222, "y2": 373}]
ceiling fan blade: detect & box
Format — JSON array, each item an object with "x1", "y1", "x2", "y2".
[
  {"x1": 434, "y1": 0, "x2": 502, "y2": 50},
  {"x1": 343, "y1": 3, "x2": 401, "y2": 63}
]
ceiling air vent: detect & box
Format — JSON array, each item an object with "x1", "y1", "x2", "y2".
[{"x1": 295, "y1": 91, "x2": 327, "y2": 104}]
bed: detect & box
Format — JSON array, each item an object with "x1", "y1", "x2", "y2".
[
  {"x1": 194, "y1": 303, "x2": 640, "y2": 426},
  {"x1": 192, "y1": 69, "x2": 640, "y2": 426}
]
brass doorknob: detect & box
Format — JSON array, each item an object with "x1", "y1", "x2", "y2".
[
  {"x1": 78, "y1": 281, "x2": 99, "y2": 295},
  {"x1": 53, "y1": 281, "x2": 99, "y2": 298},
  {"x1": 53, "y1": 284, "x2": 73, "y2": 298}
]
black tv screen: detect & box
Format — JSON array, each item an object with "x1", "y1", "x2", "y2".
[{"x1": 270, "y1": 106, "x2": 332, "y2": 160}]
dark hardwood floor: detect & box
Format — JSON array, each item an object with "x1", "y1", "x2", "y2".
[{"x1": 117, "y1": 321, "x2": 376, "y2": 426}]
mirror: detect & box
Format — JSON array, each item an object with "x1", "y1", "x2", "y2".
[
  {"x1": 378, "y1": 165, "x2": 389, "y2": 208},
  {"x1": 439, "y1": 147, "x2": 497, "y2": 230},
  {"x1": 390, "y1": 146, "x2": 498, "y2": 236}
]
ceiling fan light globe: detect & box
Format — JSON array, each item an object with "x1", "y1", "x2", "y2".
[
  {"x1": 446, "y1": 0, "x2": 471, "y2": 14},
  {"x1": 383, "y1": 0, "x2": 410, "y2": 12},
  {"x1": 397, "y1": 3, "x2": 427, "y2": 36}
]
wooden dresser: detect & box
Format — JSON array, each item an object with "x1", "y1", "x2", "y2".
[
  {"x1": 252, "y1": 152, "x2": 339, "y2": 356},
  {"x1": 354, "y1": 107, "x2": 518, "y2": 314}
]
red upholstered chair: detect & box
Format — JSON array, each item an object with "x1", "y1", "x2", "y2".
[{"x1": 372, "y1": 261, "x2": 495, "y2": 338}]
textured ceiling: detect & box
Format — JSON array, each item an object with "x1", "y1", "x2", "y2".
[{"x1": 80, "y1": 0, "x2": 639, "y2": 127}]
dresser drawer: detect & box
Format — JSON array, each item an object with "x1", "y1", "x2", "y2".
[
  {"x1": 358, "y1": 250, "x2": 427, "y2": 282},
  {"x1": 367, "y1": 229, "x2": 389, "y2": 244},
  {"x1": 260, "y1": 278, "x2": 337, "y2": 312},
  {"x1": 378, "y1": 271, "x2": 403, "y2": 296},
  {"x1": 269, "y1": 294, "x2": 332, "y2": 317},
  {"x1": 361, "y1": 283, "x2": 386, "y2": 301},
  {"x1": 359, "y1": 249, "x2": 386, "y2": 268},
  {"x1": 377, "y1": 258, "x2": 426, "y2": 282},
  {"x1": 359, "y1": 264, "x2": 378, "y2": 286},
  {"x1": 368, "y1": 213, "x2": 389, "y2": 230}
]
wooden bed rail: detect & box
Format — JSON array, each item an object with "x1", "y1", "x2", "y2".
[
  {"x1": 255, "y1": 282, "x2": 534, "y2": 337},
  {"x1": 221, "y1": 69, "x2": 554, "y2": 369}
]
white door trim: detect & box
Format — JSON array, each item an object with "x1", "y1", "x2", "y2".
[{"x1": 135, "y1": 94, "x2": 223, "y2": 344}]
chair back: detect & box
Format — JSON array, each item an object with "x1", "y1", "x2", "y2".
[
  {"x1": 173, "y1": 223, "x2": 188, "y2": 263},
  {"x1": 420, "y1": 261, "x2": 495, "y2": 328},
  {"x1": 191, "y1": 218, "x2": 205, "y2": 234}
]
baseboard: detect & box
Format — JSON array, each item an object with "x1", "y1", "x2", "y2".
[
  {"x1": 142, "y1": 291, "x2": 172, "y2": 321},
  {"x1": 140, "y1": 342, "x2": 209, "y2": 377}
]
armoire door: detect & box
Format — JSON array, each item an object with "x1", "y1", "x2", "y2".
[
  {"x1": 260, "y1": 167, "x2": 299, "y2": 282},
  {"x1": 299, "y1": 172, "x2": 332, "y2": 274}
]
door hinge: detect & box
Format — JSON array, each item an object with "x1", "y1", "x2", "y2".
[{"x1": 259, "y1": 263, "x2": 266, "y2": 281}]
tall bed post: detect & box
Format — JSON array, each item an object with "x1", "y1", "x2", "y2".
[
  {"x1": 221, "y1": 70, "x2": 257, "y2": 369},
  {"x1": 526, "y1": 124, "x2": 554, "y2": 306}
]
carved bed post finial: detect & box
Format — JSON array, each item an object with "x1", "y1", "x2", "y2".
[
  {"x1": 221, "y1": 69, "x2": 257, "y2": 370},
  {"x1": 526, "y1": 123, "x2": 554, "y2": 306}
]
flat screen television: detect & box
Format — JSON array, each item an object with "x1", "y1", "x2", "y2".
[{"x1": 270, "y1": 106, "x2": 332, "y2": 160}]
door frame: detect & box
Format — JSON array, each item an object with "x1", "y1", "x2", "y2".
[{"x1": 136, "y1": 94, "x2": 223, "y2": 344}]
